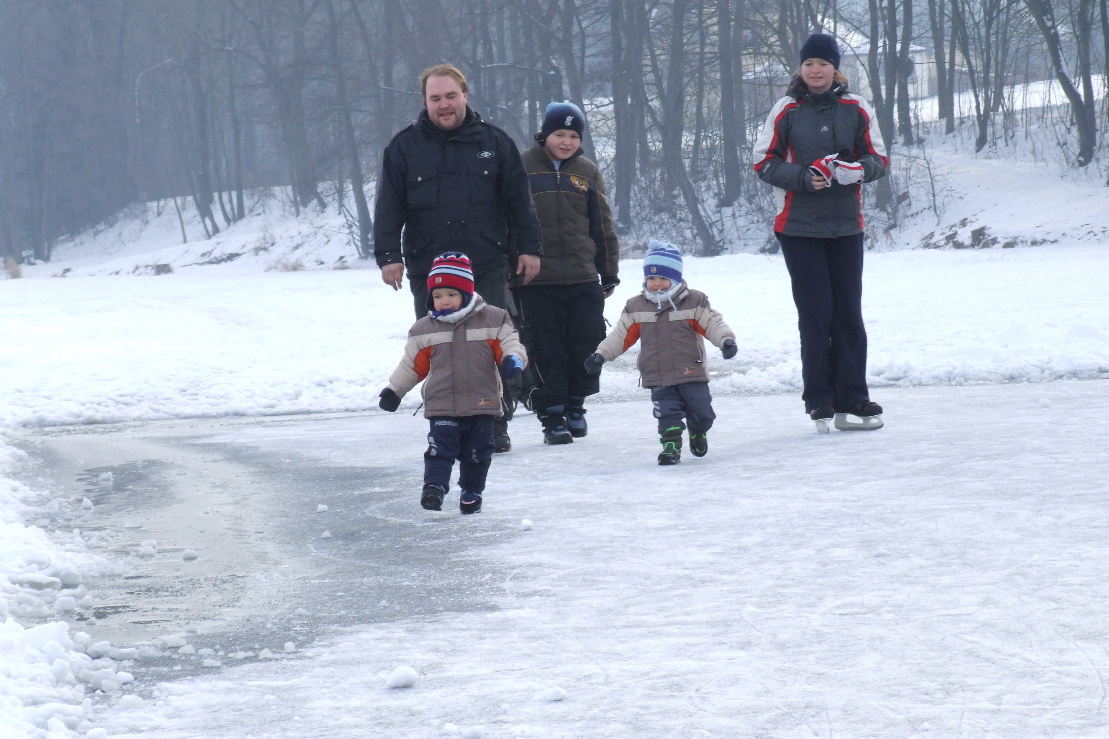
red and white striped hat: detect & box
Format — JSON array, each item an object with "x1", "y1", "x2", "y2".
[{"x1": 427, "y1": 252, "x2": 474, "y2": 297}]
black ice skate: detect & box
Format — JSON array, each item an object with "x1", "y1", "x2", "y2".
[
  {"x1": 834, "y1": 401, "x2": 884, "y2": 431},
  {"x1": 658, "y1": 427, "x2": 683, "y2": 465},
  {"x1": 809, "y1": 405, "x2": 835, "y2": 434},
  {"x1": 421, "y1": 484, "x2": 446, "y2": 511}
]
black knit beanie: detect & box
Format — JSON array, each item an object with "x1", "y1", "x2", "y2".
[{"x1": 799, "y1": 33, "x2": 841, "y2": 69}]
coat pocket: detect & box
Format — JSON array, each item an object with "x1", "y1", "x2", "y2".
[
  {"x1": 407, "y1": 169, "x2": 439, "y2": 209},
  {"x1": 468, "y1": 161, "x2": 498, "y2": 206}
]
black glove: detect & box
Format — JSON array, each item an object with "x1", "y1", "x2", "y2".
[
  {"x1": 601, "y1": 275, "x2": 620, "y2": 294},
  {"x1": 721, "y1": 338, "x2": 738, "y2": 360},
  {"x1": 500, "y1": 354, "x2": 524, "y2": 381},
  {"x1": 378, "y1": 388, "x2": 401, "y2": 412},
  {"x1": 583, "y1": 353, "x2": 605, "y2": 375}
]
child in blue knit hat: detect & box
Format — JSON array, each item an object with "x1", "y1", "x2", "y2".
[{"x1": 584, "y1": 240, "x2": 738, "y2": 465}]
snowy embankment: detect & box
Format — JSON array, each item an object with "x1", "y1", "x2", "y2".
[{"x1": 1, "y1": 146, "x2": 1108, "y2": 736}]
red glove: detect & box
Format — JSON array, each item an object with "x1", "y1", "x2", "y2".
[
  {"x1": 833, "y1": 159, "x2": 865, "y2": 185},
  {"x1": 809, "y1": 155, "x2": 836, "y2": 187}
]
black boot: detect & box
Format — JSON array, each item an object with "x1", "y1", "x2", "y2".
[
  {"x1": 658, "y1": 427, "x2": 682, "y2": 465},
  {"x1": 538, "y1": 406, "x2": 573, "y2": 445},
  {"x1": 566, "y1": 396, "x2": 588, "y2": 438},
  {"x1": 421, "y1": 484, "x2": 445, "y2": 511},
  {"x1": 689, "y1": 432, "x2": 708, "y2": 458}
]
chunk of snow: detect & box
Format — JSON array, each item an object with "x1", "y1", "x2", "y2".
[
  {"x1": 178, "y1": 644, "x2": 196, "y2": 655},
  {"x1": 535, "y1": 687, "x2": 567, "y2": 702},
  {"x1": 99, "y1": 472, "x2": 113, "y2": 485},
  {"x1": 521, "y1": 519, "x2": 533, "y2": 530},
  {"x1": 284, "y1": 642, "x2": 296, "y2": 652},
  {"x1": 58, "y1": 570, "x2": 82, "y2": 587},
  {"x1": 118, "y1": 695, "x2": 145, "y2": 709},
  {"x1": 316, "y1": 504, "x2": 328, "y2": 512},
  {"x1": 385, "y1": 665, "x2": 419, "y2": 688},
  {"x1": 181, "y1": 549, "x2": 199, "y2": 561},
  {"x1": 320, "y1": 530, "x2": 331, "y2": 539},
  {"x1": 81, "y1": 497, "x2": 94, "y2": 509}
]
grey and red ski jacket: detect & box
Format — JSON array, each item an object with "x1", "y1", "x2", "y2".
[
  {"x1": 386, "y1": 295, "x2": 527, "y2": 419},
  {"x1": 595, "y1": 282, "x2": 735, "y2": 388},
  {"x1": 752, "y1": 79, "x2": 888, "y2": 238}
]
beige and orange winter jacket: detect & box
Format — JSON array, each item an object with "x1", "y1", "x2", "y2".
[
  {"x1": 595, "y1": 282, "x2": 734, "y2": 388},
  {"x1": 386, "y1": 295, "x2": 527, "y2": 418}
]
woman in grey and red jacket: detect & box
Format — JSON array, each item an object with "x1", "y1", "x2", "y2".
[{"x1": 752, "y1": 32, "x2": 888, "y2": 432}]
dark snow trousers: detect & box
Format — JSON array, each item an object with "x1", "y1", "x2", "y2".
[
  {"x1": 776, "y1": 232, "x2": 870, "y2": 413},
  {"x1": 512, "y1": 282, "x2": 606, "y2": 412},
  {"x1": 651, "y1": 382, "x2": 716, "y2": 435},
  {"x1": 424, "y1": 416, "x2": 495, "y2": 493}
]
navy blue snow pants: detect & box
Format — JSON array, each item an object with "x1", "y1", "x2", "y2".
[
  {"x1": 776, "y1": 232, "x2": 870, "y2": 413},
  {"x1": 651, "y1": 382, "x2": 716, "y2": 435},
  {"x1": 424, "y1": 416, "x2": 495, "y2": 493}
]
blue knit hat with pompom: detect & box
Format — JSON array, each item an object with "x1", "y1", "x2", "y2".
[{"x1": 643, "y1": 240, "x2": 683, "y2": 283}]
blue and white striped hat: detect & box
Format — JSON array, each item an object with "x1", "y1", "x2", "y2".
[{"x1": 643, "y1": 240, "x2": 683, "y2": 283}]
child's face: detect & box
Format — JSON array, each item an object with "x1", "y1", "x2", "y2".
[
  {"x1": 432, "y1": 288, "x2": 463, "y2": 311},
  {"x1": 544, "y1": 129, "x2": 582, "y2": 161},
  {"x1": 646, "y1": 275, "x2": 672, "y2": 292}
]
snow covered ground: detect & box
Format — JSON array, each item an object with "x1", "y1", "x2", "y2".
[{"x1": 2, "y1": 141, "x2": 1109, "y2": 736}]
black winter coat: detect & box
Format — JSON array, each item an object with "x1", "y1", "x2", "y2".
[{"x1": 373, "y1": 107, "x2": 542, "y2": 279}]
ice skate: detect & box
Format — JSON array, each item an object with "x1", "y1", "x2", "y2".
[
  {"x1": 833, "y1": 401, "x2": 884, "y2": 431},
  {"x1": 809, "y1": 405, "x2": 834, "y2": 434}
]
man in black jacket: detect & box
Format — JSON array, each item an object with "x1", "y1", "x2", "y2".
[{"x1": 374, "y1": 64, "x2": 542, "y2": 452}]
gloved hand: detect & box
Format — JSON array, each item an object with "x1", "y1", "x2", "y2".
[
  {"x1": 832, "y1": 159, "x2": 864, "y2": 185},
  {"x1": 500, "y1": 354, "x2": 524, "y2": 381},
  {"x1": 809, "y1": 155, "x2": 836, "y2": 187},
  {"x1": 583, "y1": 353, "x2": 605, "y2": 375},
  {"x1": 721, "y1": 338, "x2": 738, "y2": 360},
  {"x1": 378, "y1": 388, "x2": 401, "y2": 412},
  {"x1": 601, "y1": 275, "x2": 620, "y2": 297}
]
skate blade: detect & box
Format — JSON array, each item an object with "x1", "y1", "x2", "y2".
[
  {"x1": 814, "y1": 418, "x2": 832, "y2": 434},
  {"x1": 833, "y1": 412, "x2": 884, "y2": 431}
]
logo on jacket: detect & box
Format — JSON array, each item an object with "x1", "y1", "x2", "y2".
[
  {"x1": 477, "y1": 150, "x2": 494, "y2": 158},
  {"x1": 569, "y1": 175, "x2": 589, "y2": 192},
  {"x1": 820, "y1": 125, "x2": 829, "y2": 132}
]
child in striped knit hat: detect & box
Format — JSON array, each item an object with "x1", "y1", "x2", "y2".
[
  {"x1": 379, "y1": 252, "x2": 528, "y2": 513},
  {"x1": 584, "y1": 240, "x2": 737, "y2": 465}
]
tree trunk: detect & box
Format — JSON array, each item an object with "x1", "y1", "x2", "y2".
[{"x1": 718, "y1": 0, "x2": 743, "y2": 206}]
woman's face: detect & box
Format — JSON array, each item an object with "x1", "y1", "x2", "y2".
[{"x1": 802, "y1": 58, "x2": 836, "y2": 94}]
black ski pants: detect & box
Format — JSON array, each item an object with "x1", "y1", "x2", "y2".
[
  {"x1": 776, "y1": 232, "x2": 870, "y2": 413},
  {"x1": 511, "y1": 281, "x2": 606, "y2": 413}
]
